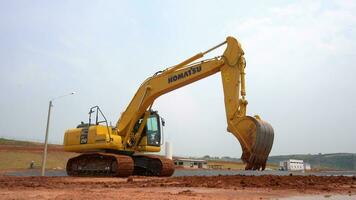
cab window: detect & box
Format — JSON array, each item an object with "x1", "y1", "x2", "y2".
[{"x1": 146, "y1": 115, "x2": 160, "y2": 146}]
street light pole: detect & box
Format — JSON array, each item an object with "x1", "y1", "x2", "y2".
[
  {"x1": 41, "y1": 100, "x2": 52, "y2": 176},
  {"x1": 41, "y1": 92, "x2": 75, "y2": 176}
]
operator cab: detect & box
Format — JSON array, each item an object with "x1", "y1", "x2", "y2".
[
  {"x1": 145, "y1": 112, "x2": 162, "y2": 146},
  {"x1": 133, "y1": 110, "x2": 163, "y2": 147}
]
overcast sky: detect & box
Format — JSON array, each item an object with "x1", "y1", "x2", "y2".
[{"x1": 0, "y1": 0, "x2": 355, "y2": 157}]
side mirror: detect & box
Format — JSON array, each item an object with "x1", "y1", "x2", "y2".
[{"x1": 161, "y1": 118, "x2": 165, "y2": 126}]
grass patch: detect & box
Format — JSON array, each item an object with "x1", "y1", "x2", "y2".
[
  {"x1": 0, "y1": 151, "x2": 77, "y2": 170},
  {"x1": 0, "y1": 138, "x2": 41, "y2": 146}
]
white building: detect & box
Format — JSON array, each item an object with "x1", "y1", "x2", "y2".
[
  {"x1": 174, "y1": 158, "x2": 208, "y2": 169},
  {"x1": 279, "y1": 159, "x2": 305, "y2": 171}
]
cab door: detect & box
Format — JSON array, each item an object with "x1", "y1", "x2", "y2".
[{"x1": 145, "y1": 113, "x2": 161, "y2": 146}]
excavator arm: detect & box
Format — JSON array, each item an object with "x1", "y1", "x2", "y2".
[{"x1": 116, "y1": 36, "x2": 274, "y2": 170}]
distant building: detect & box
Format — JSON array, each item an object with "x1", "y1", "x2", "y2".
[
  {"x1": 279, "y1": 159, "x2": 305, "y2": 171},
  {"x1": 174, "y1": 158, "x2": 208, "y2": 169}
]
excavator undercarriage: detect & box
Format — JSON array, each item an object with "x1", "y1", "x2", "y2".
[{"x1": 66, "y1": 153, "x2": 174, "y2": 177}]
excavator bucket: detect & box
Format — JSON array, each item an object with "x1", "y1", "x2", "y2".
[{"x1": 230, "y1": 116, "x2": 274, "y2": 170}]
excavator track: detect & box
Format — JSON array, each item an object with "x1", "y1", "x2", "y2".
[
  {"x1": 66, "y1": 153, "x2": 134, "y2": 177},
  {"x1": 132, "y1": 155, "x2": 175, "y2": 177}
]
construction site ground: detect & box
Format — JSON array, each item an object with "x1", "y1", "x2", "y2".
[
  {"x1": 0, "y1": 174, "x2": 355, "y2": 199},
  {"x1": 1, "y1": 141, "x2": 356, "y2": 199}
]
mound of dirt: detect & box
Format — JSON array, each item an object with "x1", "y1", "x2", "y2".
[{"x1": 0, "y1": 175, "x2": 355, "y2": 192}]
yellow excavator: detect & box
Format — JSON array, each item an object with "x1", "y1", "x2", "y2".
[{"x1": 63, "y1": 36, "x2": 274, "y2": 177}]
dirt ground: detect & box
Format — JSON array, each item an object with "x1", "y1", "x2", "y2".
[
  {"x1": 0, "y1": 175, "x2": 355, "y2": 200},
  {"x1": 0, "y1": 143, "x2": 355, "y2": 199}
]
